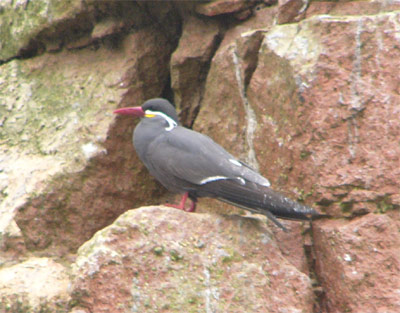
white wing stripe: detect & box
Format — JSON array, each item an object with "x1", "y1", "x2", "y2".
[
  {"x1": 199, "y1": 176, "x2": 247, "y2": 186},
  {"x1": 229, "y1": 159, "x2": 242, "y2": 166},
  {"x1": 199, "y1": 176, "x2": 229, "y2": 185}
]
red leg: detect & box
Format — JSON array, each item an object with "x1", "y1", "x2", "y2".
[
  {"x1": 165, "y1": 192, "x2": 197, "y2": 212},
  {"x1": 186, "y1": 197, "x2": 197, "y2": 213}
]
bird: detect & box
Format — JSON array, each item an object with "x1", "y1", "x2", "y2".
[{"x1": 114, "y1": 98, "x2": 320, "y2": 231}]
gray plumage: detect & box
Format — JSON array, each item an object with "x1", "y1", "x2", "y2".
[{"x1": 116, "y1": 98, "x2": 319, "y2": 230}]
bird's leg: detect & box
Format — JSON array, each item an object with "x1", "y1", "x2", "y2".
[
  {"x1": 176, "y1": 192, "x2": 189, "y2": 210},
  {"x1": 186, "y1": 197, "x2": 197, "y2": 213},
  {"x1": 165, "y1": 192, "x2": 189, "y2": 211},
  {"x1": 165, "y1": 192, "x2": 197, "y2": 212}
]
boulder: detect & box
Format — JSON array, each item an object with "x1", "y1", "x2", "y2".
[
  {"x1": 0, "y1": 257, "x2": 70, "y2": 312},
  {"x1": 195, "y1": 0, "x2": 254, "y2": 17},
  {"x1": 276, "y1": 0, "x2": 308, "y2": 24},
  {"x1": 0, "y1": 0, "x2": 86, "y2": 60},
  {"x1": 71, "y1": 206, "x2": 314, "y2": 313},
  {"x1": 247, "y1": 12, "x2": 400, "y2": 218},
  {"x1": 1, "y1": 2, "x2": 180, "y2": 256},
  {"x1": 171, "y1": 16, "x2": 220, "y2": 127},
  {"x1": 314, "y1": 212, "x2": 400, "y2": 313}
]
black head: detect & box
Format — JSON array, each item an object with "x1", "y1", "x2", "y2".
[{"x1": 141, "y1": 98, "x2": 179, "y2": 124}]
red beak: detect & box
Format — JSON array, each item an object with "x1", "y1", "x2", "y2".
[{"x1": 113, "y1": 106, "x2": 145, "y2": 117}]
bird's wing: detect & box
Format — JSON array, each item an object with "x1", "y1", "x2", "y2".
[
  {"x1": 145, "y1": 126, "x2": 318, "y2": 229},
  {"x1": 145, "y1": 126, "x2": 270, "y2": 187},
  {"x1": 197, "y1": 178, "x2": 317, "y2": 221}
]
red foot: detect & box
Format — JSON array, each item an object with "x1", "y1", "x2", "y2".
[{"x1": 165, "y1": 192, "x2": 197, "y2": 212}]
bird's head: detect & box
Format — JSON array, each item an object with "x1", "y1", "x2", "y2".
[{"x1": 113, "y1": 98, "x2": 179, "y2": 125}]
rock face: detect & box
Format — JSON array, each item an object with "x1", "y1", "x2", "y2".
[
  {"x1": 0, "y1": 0, "x2": 180, "y2": 257},
  {"x1": 0, "y1": 258, "x2": 70, "y2": 312},
  {"x1": 1, "y1": 0, "x2": 400, "y2": 312},
  {"x1": 170, "y1": 15, "x2": 220, "y2": 127},
  {"x1": 72, "y1": 206, "x2": 314, "y2": 313},
  {"x1": 314, "y1": 212, "x2": 400, "y2": 313}
]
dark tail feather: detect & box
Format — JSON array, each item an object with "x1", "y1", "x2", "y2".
[
  {"x1": 197, "y1": 179, "x2": 319, "y2": 229},
  {"x1": 260, "y1": 187, "x2": 318, "y2": 220},
  {"x1": 217, "y1": 197, "x2": 289, "y2": 231},
  {"x1": 265, "y1": 210, "x2": 289, "y2": 232}
]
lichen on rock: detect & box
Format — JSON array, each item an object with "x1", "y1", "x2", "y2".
[
  {"x1": 71, "y1": 206, "x2": 314, "y2": 313},
  {"x1": 1, "y1": 1, "x2": 400, "y2": 312}
]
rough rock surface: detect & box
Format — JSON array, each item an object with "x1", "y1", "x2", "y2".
[
  {"x1": 192, "y1": 3, "x2": 400, "y2": 312},
  {"x1": 0, "y1": 257, "x2": 70, "y2": 312},
  {"x1": 251, "y1": 12, "x2": 400, "y2": 217},
  {"x1": 0, "y1": 0, "x2": 86, "y2": 60},
  {"x1": 1, "y1": 0, "x2": 400, "y2": 312},
  {"x1": 195, "y1": 0, "x2": 254, "y2": 17},
  {"x1": 276, "y1": 0, "x2": 307, "y2": 24},
  {"x1": 1, "y1": 46, "x2": 126, "y2": 255},
  {"x1": 1, "y1": 0, "x2": 180, "y2": 257},
  {"x1": 170, "y1": 16, "x2": 220, "y2": 127},
  {"x1": 71, "y1": 206, "x2": 314, "y2": 313},
  {"x1": 314, "y1": 211, "x2": 400, "y2": 313}
]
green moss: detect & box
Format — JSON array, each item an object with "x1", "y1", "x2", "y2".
[
  {"x1": 138, "y1": 223, "x2": 149, "y2": 236},
  {"x1": 0, "y1": 295, "x2": 67, "y2": 313},
  {"x1": 0, "y1": 0, "x2": 84, "y2": 60},
  {"x1": 187, "y1": 296, "x2": 198, "y2": 304},
  {"x1": 169, "y1": 249, "x2": 183, "y2": 262},
  {"x1": 144, "y1": 299, "x2": 152, "y2": 308},
  {"x1": 339, "y1": 201, "x2": 353, "y2": 213},
  {"x1": 0, "y1": 59, "x2": 85, "y2": 155},
  {"x1": 300, "y1": 150, "x2": 312, "y2": 159},
  {"x1": 161, "y1": 275, "x2": 205, "y2": 312},
  {"x1": 153, "y1": 246, "x2": 164, "y2": 256},
  {"x1": 296, "y1": 188, "x2": 314, "y2": 202},
  {"x1": 377, "y1": 197, "x2": 396, "y2": 213},
  {"x1": 221, "y1": 248, "x2": 241, "y2": 264}
]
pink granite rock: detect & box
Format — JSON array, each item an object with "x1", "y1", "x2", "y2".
[
  {"x1": 196, "y1": 0, "x2": 253, "y2": 17},
  {"x1": 171, "y1": 16, "x2": 220, "y2": 127},
  {"x1": 71, "y1": 206, "x2": 314, "y2": 313},
  {"x1": 313, "y1": 212, "x2": 400, "y2": 313}
]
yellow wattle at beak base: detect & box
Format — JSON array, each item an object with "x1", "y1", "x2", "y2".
[{"x1": 145, "y1": 113, "x2": 156, "y2": 118}]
